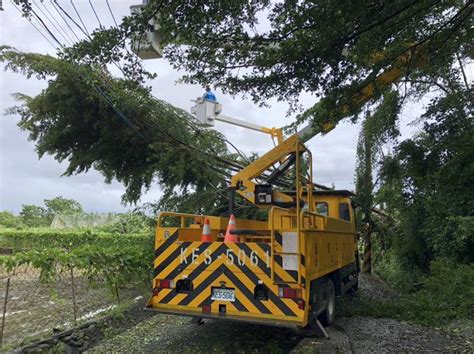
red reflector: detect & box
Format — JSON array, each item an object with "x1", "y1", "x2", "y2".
[
  {"x1": 152, "y1": 288, "x2": 160, "y2": 296},
  {"x1": 160, "y1": 279, "x2": 171, "y2": 288},
  {"x1": 155, "y1": 279, "x2": 174, "y2": 289},
  {"x1": 283, "y1": 288, "x2": 296, "y2": 298},
  {"x1": 202, "y1": 304, "x2": 211, "y2": 314},
  {"x1": 297, "y1": 299, "x2": 305, "y2": 310},
  {"x1": 279, "y1": 287, "x2": 303, "y2": 299}
]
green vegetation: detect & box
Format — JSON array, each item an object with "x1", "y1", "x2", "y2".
[
  {"x1": 0, "y1": 45, "x2": 234, "y2": 212},
  {"x1": 14, "y1": 196, "x2": 84, "y2": 228},
  {"x1": 0, "y1": 211, "x2": 23, "y2": 228},
  {"x1": 0, "y1": 228, "x2": 154, "y2": 300},
  {"x1": 0, "y1": 228, "x2": 151, "y2": 252},
  {"x1": 0, "y1": 196, "x2": 155, "y2": 302},
  {"x1": 340, "y1": 261, "x2": 474, "y2": 327}
]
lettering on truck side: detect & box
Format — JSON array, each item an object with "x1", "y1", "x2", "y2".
[{"x1": 179, "y1": 247, "x2": 271, "y2": 268}]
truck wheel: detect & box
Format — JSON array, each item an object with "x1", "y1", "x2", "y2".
[
  {"x1": 352, "y1": 280, "x2": 359, "y2": 291},
  {"x1": 318, "y1": 279, "x2": 335, "y2": 326}
]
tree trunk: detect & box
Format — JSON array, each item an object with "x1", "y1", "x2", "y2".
[{"x1": 362, "y1": 223, "x2": 372, "y2": 274}]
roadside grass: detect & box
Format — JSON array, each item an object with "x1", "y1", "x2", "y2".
[
  {"x1": 338, "y1": 292, "x2": 449, "y2": 327},
  {"x1": 338, "y1": 260, "x2": 474, "y2": 328}
]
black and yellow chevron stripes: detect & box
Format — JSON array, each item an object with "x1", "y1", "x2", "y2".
[
  {"x1": 151, "y1": 234, "x2": 304, "y2": 321},
  {"x1": 273, "y1": 231, "x2": 306, "y2": 286}
]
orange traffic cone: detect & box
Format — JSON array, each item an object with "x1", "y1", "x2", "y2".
[
  {"x1": 224, "y1": 214, "x2": 238, "y2": 243},
  {"x1": 201, "y1": 217, "x2": 212, "y2": 242}
]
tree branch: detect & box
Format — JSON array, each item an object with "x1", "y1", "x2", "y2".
[
  {"x1": 409, "y1": 79, "x2": 449, "y2": 94},
  {"x1": 456, "y1": 52, "x2": 471, "y2": 91}
]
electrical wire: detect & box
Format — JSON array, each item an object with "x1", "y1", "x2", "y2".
[
  {"x1": 89, "y1": 0, "x2": 103, "y2": 28},
  {"x1": 15, "y1": 6, "x2": 147, "y2": 141},
  {"x1": 10, "y1": 0, "x2": 57, "y2": 50},
  {"x1": 14, "y1": 1, "x2": 290, "y2": 192},
  {"x1": 33, "y1": 0, "x2": 74, "y2": 45},
  {"x1": 69, "y1": 0, "x2": 90, "y2": 37},
  {"x1": 51, "y1": 1, "x2": 127, "y2": 78},
  {"x1": 30, "y1": 7, "x2": 63, "y2": 47},
  {"x1": 34, "y1": 0, "x2": 73, "y2": 46},
  {"x1": 24, "y1": 16, "x2": 233, "y2": 179},
  {"x1": 14, "y1": 3, "x2": 240, "y2": 187},
  {"x1": 49, "y1": 0, "x2": 81, "y2": 42},
  {"x1": 25, "y1": 6, "x2": 273, "y2": 182},
  {"x1": 105, "y1": 0, "x2": 118, "y2": 27}
]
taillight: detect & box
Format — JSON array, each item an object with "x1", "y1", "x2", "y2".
[
  {"x1": 278, "y1": 287, "x2": 302, "y2": 299},
  {"x1": 154, "y1": 279, "x2": 174, "y2": 289},
  {"x1": 153, "y1": 279, "x2": 175, "y2": 296}
]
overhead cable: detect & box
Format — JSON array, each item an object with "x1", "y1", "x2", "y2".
[
  {"x1": 30, "y1": 7, "x2": 63, "y2": 47},
  {"x1": 10, "y1": 0, "x2": 57, "y2": 50},
  {"x1": 69, "y1": 0, "x2": 90, "y2": 37},
  {"x1": 40, "y1": 0, "x2": 77, "y2": 44},
  {"x1": 89, "y1": 0, "x2": 103, "y2": 28},
  {"x1": 105, "y1": 0, "x2": 118, "y2": 27},
  {"x1": 13, "y1": 3, "x2": 237, "y2": 184},
  {"x1": 49, "y1": 0, "x2": 82, "y2": 42},
  {"x1": 33, "y1": 0, "x2": 71, "y2": 46}
]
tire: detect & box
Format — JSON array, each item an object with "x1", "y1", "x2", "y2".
[
  {"x1": 352, "y1": 279, "x2": 359, "y2": 292},
  {"x1": 318, "y1": 279, "x2": 336, "y2": 326}
]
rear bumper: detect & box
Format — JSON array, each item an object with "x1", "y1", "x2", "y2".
[{"x1": 145, "y1": 302, "x2": 305, "y2": 328}]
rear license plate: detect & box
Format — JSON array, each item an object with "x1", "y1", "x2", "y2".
[{"x1": 211, "y1": 288, "x2": 235, "y2": 302}]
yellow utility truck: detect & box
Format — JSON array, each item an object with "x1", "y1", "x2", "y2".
[
  {"x1": 131, "y1": 0, "x2": 424, "y2": 330},
  {"x1": 146, "y1": 99, "x2": 359, "y2": 330}
]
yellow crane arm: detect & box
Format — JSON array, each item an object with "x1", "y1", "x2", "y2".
[
  {"x1": 229, "y1": 47, "x2": 423, "y2": 208},
  {"x1": 230, "y1": 134, "x2": 300, "y2": 206}
]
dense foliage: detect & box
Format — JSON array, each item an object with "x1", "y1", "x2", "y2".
[
  {"x1": 340, "y1": 259, "x2": 474, "y2": 326},
  {"x1": 0, "y1": 228, "x2": 154, "y2": 299},
  {"x1": 0, "y1": 212, "x2": 22, "y2": 228},
  {"x1": 0, "y1": 228, "x2": 151, "y2": 252},
  {"x1": 0, "y1": 46, "x2": 235, "y2": 210},
  {"x1": 27, "y1": 0, "x2": 470, "y2": 128},
  {"x1": 376, "y1": 90, "x2": 473, "y2": 277}
]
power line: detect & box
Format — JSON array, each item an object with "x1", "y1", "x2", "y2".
[
  {"x1": 13, "y1": 2, "x2": 312, "y2": 197},
  {"x1": 33, "y1": 0, "x2": 73, "y2": 46},
  {"x1": 105, "y1": 0, "x2": 118, "y2": 27},
  {"x1": 30, "y1": 7, "x2": 63, "y2": 47},
  {"x1": 9, "y1": 0, "x2": 57, "y2": 50},
  {"x1": 49, "y1": 0, "x2": 82, "y2": 42},
  {"x1": 89, "y1": 0, "x2": 103, "y2": 28},
  {"x1": 12, "y1": 4, "x2": 238, "y2": 184},
  {"x1": 69, "y1": 0, "x2": 90, "y2": 37},
  {"x1": 40, "y1": 0, "x2": 77, "y2": 43},
  {"x1": 13, "y1": 6, "x2": 145, "y2": 140}
]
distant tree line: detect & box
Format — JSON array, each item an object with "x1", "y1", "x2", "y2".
[{"x1": 0, "y1": 196, "x2": 83, "y2": 228}]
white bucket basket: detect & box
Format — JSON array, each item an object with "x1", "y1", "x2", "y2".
[{"x1": 191, "y1": 98, "x2": 222, "y2": 127}]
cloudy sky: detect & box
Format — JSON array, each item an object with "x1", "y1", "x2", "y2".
[{"x1": 0, "y1": 1, "x2": 422, "y2": 214}]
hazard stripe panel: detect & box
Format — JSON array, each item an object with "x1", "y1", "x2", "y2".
[
  {"x1": 273, "y1": 232, "x2": 299, "y2": 283},
  {"x1": 152, "y1": 241, "x2": 304, "y2": 320}
]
